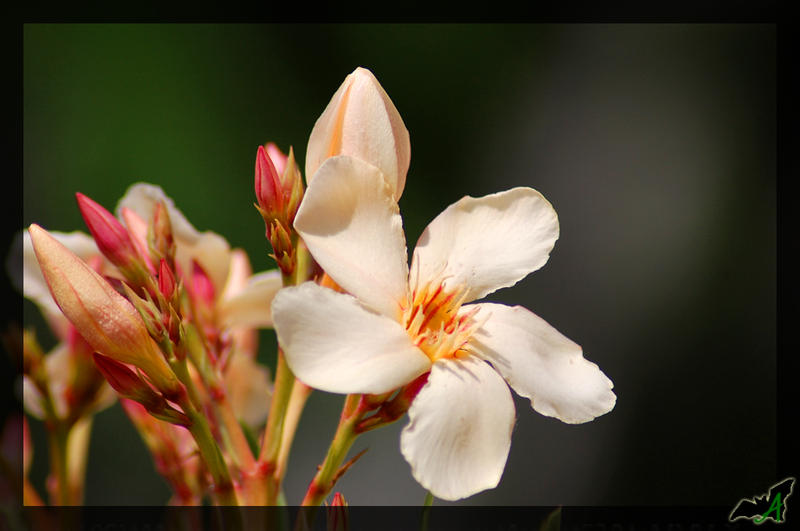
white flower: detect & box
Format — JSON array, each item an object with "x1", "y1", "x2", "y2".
[{"x1": 272, "y1": 156, "x2": 616, "y2": 501}]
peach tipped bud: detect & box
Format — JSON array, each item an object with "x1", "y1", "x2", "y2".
[
  {"x1": 76, "y1": 192, "x2": 140, "y2": 270},
  {"x1": 28, "y1": 224, "x2": 180, "y2": 397},
  {"x1": 306, "y1": 67, "x2": 410, "y2": 200}
]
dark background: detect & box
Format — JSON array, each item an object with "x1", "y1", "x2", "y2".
[{"x1": 15, "y1": 24, "x2": 776, "y2": 506}]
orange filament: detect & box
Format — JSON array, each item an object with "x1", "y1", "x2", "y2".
[{"x1": 402, "y1": 273, "x2": 481, "y2": 363}]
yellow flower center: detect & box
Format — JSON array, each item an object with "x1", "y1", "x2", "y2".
[{"x1": 402, "y1": 273, "x2": 481, "y2": 363}]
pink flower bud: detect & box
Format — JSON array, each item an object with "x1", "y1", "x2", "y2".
[
  {"x1": 306, "y1": 67, "x2": 410, "y2": 200},
  {"x1": 28, "y1": 224, "x2": 180, "y2": 397},
  {"x1": 326, "y1": 492, "x2": 349, "y2": 531},
  {"x1": 255, "y1": 144, "x2": 284, "y2": 215},
  {"x1": 94, "y1": 353, "x2": 189, "y2": 425},
  {"x1": 92, "y1": 353, "x2": 161, "y2": 408},
  {"x1": 330, "y1": 491, "x2": 347, "y2": 506},
  {"x1": 158, "y1": 258, "x2": 176, "y2": 300},
  {"x1": 76, "y1": 192, "x2": 140, "y2": 269}
]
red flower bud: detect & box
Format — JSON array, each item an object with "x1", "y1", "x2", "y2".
[
  {"x1": 158, "y1": 259, "x2": 176, "y2": 300},
  {"x1": 326, "y1": 492, "x2": 349, "y2": 531},
  {"x1": 255, "y1": 144, "x2": 283, "y2": 215},
  {"x1": 76, "y1": 193, "x2": 140, "y2": 269}
]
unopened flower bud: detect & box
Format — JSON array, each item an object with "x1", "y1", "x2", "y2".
[
  {"x1": 92, "y1": 353, "x2": 164, "y2": 410},
  {"x1": 28, "y1": 224, "x2": 181, "y2": 397},
  {"x1": 93, "y1": 353, "x2": 189, "y2": 426},
  {"x1": 255, "y1": 144, "x2": 284, "y2": 217},
  {"x1": 306, "y1": 67, "x2": 410, "y2": 200},
  {"x1": 158, "y1": 258, "x2": 176, "y2": 301},
  {"x1": 76, "y1": 192, "x2": 142, "y2": 270},
  {"x1": 330, "y1": 491, "x2": 347, "y2": 507},
  {"x1": 326, "y1": 492, "x2": 349, "y2": 531}
]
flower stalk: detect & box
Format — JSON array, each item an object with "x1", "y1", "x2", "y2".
[{"x1": 301, "y1": 394, "x2": 371, "y2": 506}]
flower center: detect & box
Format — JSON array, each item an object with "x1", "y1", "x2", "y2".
[{"x1": 402, "y1": 275, "x2": 480, "y2": 363}]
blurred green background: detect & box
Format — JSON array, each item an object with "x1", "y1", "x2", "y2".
[{"x1": 16, "y1": 23, "x2": 775, "y2": 505}]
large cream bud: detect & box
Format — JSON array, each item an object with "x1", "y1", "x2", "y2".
[
  {"x1": 28, "y1": 224, "x2": 180, "y2": 397},
  {"x1": 305, "y1": 67, "x2": 410, "y2": 200}
]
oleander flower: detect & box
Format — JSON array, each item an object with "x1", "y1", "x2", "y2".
[{"x1": 272, "y1": 155, "x2": 616, "y2": 501}]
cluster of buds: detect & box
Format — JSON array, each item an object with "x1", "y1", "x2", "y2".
[
  {"x1": 25, "y1": 181, "x2": 279, "y2": 506},
  {"x1": 28, "y1": 224, "x2": 182, "y2": 401},
  {"x1": 254, "y1": 143, "x2": 304, "y2": 277}
]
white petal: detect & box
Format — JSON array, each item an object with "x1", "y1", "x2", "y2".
[
  {"x1": 400, "y1": 355, "x2": 515, "y2": 501},
  {"x1": 294, "y1": 156, "x2": 409, "y2": 320},
  {"x1": 469, "y1": 303, "x2": 616, "y2": 424},
  {"x1": 223, "y1": 353, "x2": 272, "y2": 427},
  {"x1": 410, "y1": 187, "x2": 559, "y2": 302},
  {"x1": 116, "y1": 183, "x2": 231, "y2": 292},
  {"x1": 220, "y1": 249, "x2": 253, "y2": 299},
  {"x1": 272, "y1": 282, "x2": 430, "y2": 395},
  {"x1": 23, "y1": 343, "x2": 72, "y2": 420},
  {"x1": 217, "y1": 270, "x2": 282, "y2": 329},
  {"x1": 305, "y1": 67, "x2": 410, "y2": 200},
  {"x1": 115, "y1": 183, "x2": 199, "y2": 244}
]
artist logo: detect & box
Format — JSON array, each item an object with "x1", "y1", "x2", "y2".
[{"x1": 729, "y1": 477, "x2": 795, "y2": 524}]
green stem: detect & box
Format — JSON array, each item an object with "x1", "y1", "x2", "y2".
[
  {"x1": 258, "y1": 348, "x2": 295, "y2": 503},
  {"x1": 46, "y1": 423, "x2": 70, "y2": 505},
  {"x1": 169, "y1": 362, "x2": 237, "y2": 506},
  {"x1": 182, "y1": 398, "x2": 238, "y2": 505},
  {"x1": 420, "y1": 491, "x2": 434, "y2": 531},
  {"x1": 301, "y1": 394, "x2": 363, "y2": 506},
  {"x1": 275, "y1": 381, "x2": 312, "y2": 481},
  {"x1": 182, "y1": 323, "x2": 256, "y2": 472},
  {"x1": 423, "y1": 491, "x2": 434, "y2": 507}
]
